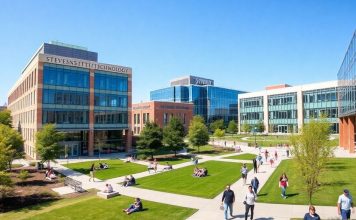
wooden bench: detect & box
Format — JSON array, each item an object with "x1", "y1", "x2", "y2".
[
  {"x1": 97, "y1": 191, "x2": 120, "y2": 199},
  {"x1": 64, "y1": 177, "x2": 83, "y2": 192}
]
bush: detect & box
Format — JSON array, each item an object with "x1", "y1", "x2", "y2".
[
  {"x1": 18, "y1": 170, "x2": 30, "y2": 183},
  {"x1": 0, "y1": 171, "x2": 13, "y2": 199},
  {"x1": 214, "y1": 128, "x2": 225, "y2": 138}
]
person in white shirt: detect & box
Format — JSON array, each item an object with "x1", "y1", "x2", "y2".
[
  {"x1": 103, "y1": 183, "x2": 113, "y2": 193},
  {"x1": 241, "y1": 164, "x2": 248, "y2": 185},
  {"x1": 244, "y1": 185, "x2": 257, "y2": 220},
  {"x1": 338, "y1": 189, "x2": 354, "y2": 220}
]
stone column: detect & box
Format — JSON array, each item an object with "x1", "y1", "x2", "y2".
[
  {"x1": 126, "y1": 69, "x2": 133, "y2": 152},
  {"x1": 348, "y1": 116, "x2": 355, "y2": 153},
  {"x1": 88, "y1": 70, "x2": 95, "y2": 156}
]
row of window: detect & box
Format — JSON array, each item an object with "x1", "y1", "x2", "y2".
[
  {"x1": 268, "y1": 110, "x2": 297, "y2": 119},
  {"x1": 268, "y1": 93, "x2": 297, "y2": 106},
  {"x1": 43, "y1": 64, "x2": 90, "y2": 88},
  {"x1": 8, "y1": 68, "x2": 37, "y2": 104},
  {"x1": 94, "y1": 93, "x2": 128, "y2": 108},
  {"x1": 9, "y1": 91, "x2": 36, "y2": 113},
  {"x1": 43, "y1": 110, "x2": 89, "y2": 124},
  {"x1": 303, "y1": 90, "x2": 337, "y2": 103},
  {"x1": 94, "y1": 73, "x2": 128, "y2": 92},
  {"x1": 240, "y1": 112, "x2": 264, "y2": 120},
  {"x1": 304, "y1": 108, "x2": 338, "y2": 119},
  {"x1": 133, "y1": 113, "x2": 150, "y2": 125},
  {"x1": 94, "y1": 111, "x2": 128, "y2": 124},
  {"x1": 43, "y1": 89, "x2": 89, "y2": 106},
  {"x1": 240, "y1": 97, "x2": 263, "y2": 108}
]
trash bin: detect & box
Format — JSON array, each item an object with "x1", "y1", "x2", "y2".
[{"x1": 36, "y1": 162, "x2": 44, "y2": 170}]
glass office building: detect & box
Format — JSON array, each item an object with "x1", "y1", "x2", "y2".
[
  {"x1": 150, "y1": 75, "x2": 244, "y2": 124},
  {"x1": 239, "y1": 81, "x2": 339, "y2": 134},
  {"x1": 8, "y1": 41, "x2": 132, "y2": 159},
  {"x1": 338, "y1": 30, "x2": 356, "y2": 153}
]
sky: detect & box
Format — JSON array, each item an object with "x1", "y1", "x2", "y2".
[{"x1": 0, "y1": 0, "x2": 355, "y2": 105}]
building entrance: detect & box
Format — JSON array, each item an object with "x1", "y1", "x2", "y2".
[{"x1": 278, "y1": 125, "x2": 288, "y2": 133}]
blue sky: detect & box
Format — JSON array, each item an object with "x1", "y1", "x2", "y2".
[{"x1": 0, "y1": 0, "x2": 355, "y2": 105}]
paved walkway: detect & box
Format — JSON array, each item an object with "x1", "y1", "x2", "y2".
[{"x1": 51, "y1": 145, "x2": 347, "y2": 220}]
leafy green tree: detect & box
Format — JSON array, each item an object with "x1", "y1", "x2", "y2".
[
  {"x1": 137, "y1": 122, "x2": 163, "y2": 159},
  {"x1": 163, "y1": 117, "x2": 186, "y2": 156},
  {"x1": 188, "y1": 116, "x2": 209, "y2": 152},
  {"x1": 192, "y1": 115, "x2": 205, "y2": 124},
  {"x1": 0, "y1": 171, "x2": 13, "y2": 199},
  {"x1": 241, "y1": 122, "x2": 251, "y2": 133},
  {"x1": 35, "y1": 124, "x2": 65, "y2": 168},
  {"x1": 289, "y1": 118, "x2": 334, "y2": 204},
  {"x1": 209, "y1": 119, "x2": 225, "y2": 132},
  {"x1": 227, "y1": 120, "x2": 238, "y2": 134},
  {"x1": 0, "y1": 124, "x2": 24, "y2": 171},
  {"x1": 256, "y1": 120, "x2": 265, "y2": 133},
  {"x1": 0, "y1": 109, "x2": 12, "y2": 127},
  {"x1": 18, "y1": 170, "x2": 30, "y2": 185},
  {"x1": 213, "y1": 128, "x2": 225, "y2": 138}
]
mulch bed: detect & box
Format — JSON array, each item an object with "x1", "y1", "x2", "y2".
[{"x1": 0, "y1": 166, "x2": 87, "y2": 213}]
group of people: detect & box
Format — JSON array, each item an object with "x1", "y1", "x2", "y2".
[
  {"x1": 122, "y1": 175, "x2": 136, "y2": 187},
  {"x1": 147, "y1": 159, "x2": 158, "y2": 173},
  {"x1": 44, "y1": 168, "x2": 57, "y2": 180},
  {"x1": 192, "y1": 167, "x2": 208, "y2": 177}
]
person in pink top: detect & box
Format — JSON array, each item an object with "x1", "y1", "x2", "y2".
[{"x1": 279, "y1": 173, "x2": 289, "y2": 199}]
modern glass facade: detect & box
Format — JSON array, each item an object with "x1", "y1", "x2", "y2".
[
  {"x1": 150, "y1": 79, "x2": 242, "y2": 124},
  {"x1": 240, "y1": 96, "x2": 264, "y2": 125},
  {"x1": 303, "y1": 88, "x2": 339, "y2": 133},
  {"x1": 338, "y1": 30, "x2": 356, "y2": 152}
]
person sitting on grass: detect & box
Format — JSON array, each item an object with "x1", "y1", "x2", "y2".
[
  {"x1": 123, "y1": 175, "x2": 136, "y2": 187},
  {"x1": 162, "y1": 162, "x2": 173, "y2": 171},
  {"x1": 196, "y1": 168, "x2": 208, "y2": 177},
  {"x1": 193, "y1": 167, "x2": 200, "y2": 176},
  {"x1": 45, "y1": 168, "x2": 56, "y2": 180},
  {"x1": 121, "y1": 176, "x2": 130, "y2": 187},
  {"x1": 103, "y1": 183, "x2": 113, "y2": 193},
  {"x1": 123, "y1": 198, "x2": 143, "y2": 215},
  {"x1": 99, "y1": 163, "x2": 109, "y2": 169}
]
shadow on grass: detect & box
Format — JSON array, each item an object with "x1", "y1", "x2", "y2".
[
  {"x1": 322, "y1": 181, "x2": 348, "y2": 186},
  {"x1": 1, "y1": 194, "x2": 59, "y2": 213},
  {"x1": 286, "y1": 193, "x2": 299, "y2": 198},
  {"x1": 15, "y1": 179, "x2": 59, "y2": 187},
  {"x1": 256, "y1": 193, "x2": 268, "y2": 197}
]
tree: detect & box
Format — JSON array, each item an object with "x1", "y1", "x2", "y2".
[
  {"x1": 241, "y1": 122, "x2": 251, "y2": 133},
  {"x1": 256, "y1": 120, "x2": 265, "y2": 133},
  {"x1": 0, "y1": 171, "x2": 13, "y2": 199},
  {"x1": 0, "y1": 109, "x2": 12, "y2": 127},
  {"x1": 35, "y1": 124, "x2": 65, "y2": 168},
  {"x1": 0, "y1": 124, "x2": 24, "y2": 171},
  {"x1": 213, "y1": 128, "x2": 225, "y2": 138},
  {"x1": 227, "y1": 120, "x2": 238, "y2": 134},
  {"x1": 137, "y1": 122, "x2": 163, "y2": 159},
  {"x1": 209, "y1": 119, "x2": 224, "y2": 132},
  {"x1": 188, "y1": 116, "x2": 209, "y2": 152},
  {"x1": 18, "y1": 170, "x2": 30, "y2": 185},
  {"x1": 163, "y1": 117, "x2": 186, "y2": 156},
  {"x1": 289, "y1": 118, "x2": 334, "y2": 204}
]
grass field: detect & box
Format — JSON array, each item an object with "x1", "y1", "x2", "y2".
[
  {"x1": 0, "y1": 193, "x2": 196, "y2": 220},
  {"x1": 187, "y1": 145, "x2": 235, "y2": 155},
  {"x1": 136, "y1": 161, "x2": 252, "y2": 198},
  {"x1": 224, "y1": 153, "x2": 257, "y2": 160},
  {"x1": 258, "y1": 158, "x2": 356, "y2": 206},
  {"x1": 64, "y1": 159, "x2": 147, "y2": 180}
]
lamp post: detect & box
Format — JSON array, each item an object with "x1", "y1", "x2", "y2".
[
  {"x1": 254, "y1": 126, "x2": 257, "y2": 146},
  {"x1": 64, "y1": 144, "x2": 69, "y2": 165}
]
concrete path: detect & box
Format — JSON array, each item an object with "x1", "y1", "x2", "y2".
[{"x1": 51, "y1": 145, "x2": 347, "y2": 220}]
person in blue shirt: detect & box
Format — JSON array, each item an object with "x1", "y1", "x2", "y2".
[
  {"x1": 250, "y1": 177, "x2": 259, "y2": 194},
  {"x1": 303, "y1": 205, "x2": 320, "y2": 220}
]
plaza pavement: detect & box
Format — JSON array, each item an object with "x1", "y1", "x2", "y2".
[{"x1": 51, "y1": 143, "x2": 352, "y2": 220}]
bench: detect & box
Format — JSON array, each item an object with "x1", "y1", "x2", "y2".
[
  {"x1": 64, "y1": 177, "x2": 83, "y2": 192},
  {"x1": 97, "y1": 191, "x2": 120, "y2": 199}
]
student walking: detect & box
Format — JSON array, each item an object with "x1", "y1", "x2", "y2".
[
  {"x1": 221, "y1": 185, "x2": 235, "y2": 220},
  {"x1": 303, "y1": 205, "x2": 320, "y2": 220},
  {"x1": 252, "y1": 158, "x2": 257, "y2": 173},
  {"x1": 244, "y1": 185, "x2": 257, "y2": 220},
  {"x1": 89, "y1": 163, "x2": 95, "y2": 182},
  {"x1": 337, "y1": 189, "x2": 354, "y2": 220},
  {"x1": 279, "y1": 173, "x2": 288, "y2": 199},
  {"x1": 250, "y1": 177, "x2": 260, "y2": 194},
  {"x1": 274, "y1": 150, "x2": 278, "y2": 161},
  {"x1": 153, "y1": 158, "x2": 158, "y2": 173},
  {"x1": 264, "y1": 150, "x2": 269, "y2": 162},
  {"x1": 241, "y1": 163, "x2": 248, "y2": 185}
]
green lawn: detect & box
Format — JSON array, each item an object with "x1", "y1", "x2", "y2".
[
  {"x1": 0, "y1": 193, "x2": 196, "y2": 220},
  {"x1": 136, "y1": 161, "x2": 252, "y2": 198},
  {"x1": 258, "y1": 158, "x2": 356, "y2": 206},
  {"x1": 187, "y1": 145, "x2": 235, "y2": 155},
  {"x1": 224, "y1": 153, "x2": 257, "y2": 160},
  {"x1": 64, "y1": 159, "x2": 147, "y2": 180},
  {"x1": 220, "y1": 134, "x2": 291, "y2": 146},
  {"x1": 154, "y1": 155, "x2": 191, "y2": 165}
]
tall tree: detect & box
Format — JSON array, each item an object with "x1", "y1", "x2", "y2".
[
  {"x1": 0, "y1": 109, "x2": 12, "y2": 127},
  {"x1": 227, "y1": 120, "x2": 238, "y2": 134},
  {"x1": 256, "y1": 120, "x2": 265, "y2": 133},
  {"x1": 289, "y1": 118, "x2": 334, "y2": 204},
  {"x1": 188, "y1": 116, "x2": 209, "y2": 152},
  {"x1": 209, "y1": 119, "x2": 225, "y2": 132},
  {"x1": 163, "y1": 117, "x2": 186, "y2": 156},
  {"x1": 241, "y1": 122, "x2": 251, "y2": 133},
  {"x1": 137, "y1": 122, "x2": 163, "y2": 159},
  {"x1": 35, "y1": 124, "x2": 65, "y2": 168},
  {"x1": 0, "y1": 171, "x2": 13, "y2": 200},
  {"x1": 0, "y1": 124, "x2": 24, "y2": 170}
]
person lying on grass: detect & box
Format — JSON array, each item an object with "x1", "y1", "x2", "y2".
[
  {"x1": 162, "y1": 162, "x2": 173, "y2": 171},
  {"x1": 123, "y1": 198, "x2": 143, "y2": 215},
  {"x1": 193, "y1": 167, "x2": 208, "y2": 177}
]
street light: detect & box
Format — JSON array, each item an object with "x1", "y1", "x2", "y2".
[{"x1": 254, "y1": 126, "x2": 257, "y2": 147}]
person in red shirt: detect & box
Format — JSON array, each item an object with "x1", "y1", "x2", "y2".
[{"x1": 279, "y1": 173, "x2": 288, "y2": 199}]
